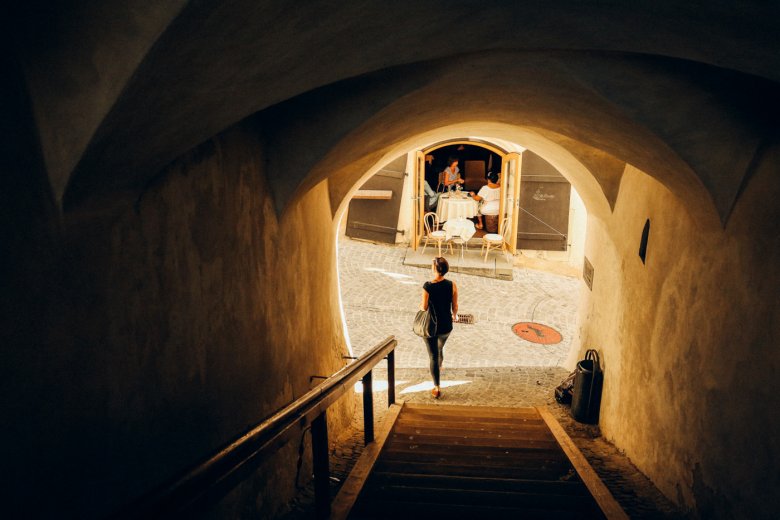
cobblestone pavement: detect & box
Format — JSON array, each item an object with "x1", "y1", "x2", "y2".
[
  {"x1": 338, "y1": 238, "x2": 580, "y2": 368},
  {"x1": 280, "y1": 238, "x2": 686, "y2": 519}
]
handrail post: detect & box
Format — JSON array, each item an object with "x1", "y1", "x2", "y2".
[
  {"x1": 118, "y1": 336, "x2": 397, "y2": 518},
  {"x1": 312, "y1": 411, "x2": 330, "y2": 519},
  {"x1": 387, "y1": 351, "x2": 395, "y2": 406},
  {"x1": 362, "y1": 371, "x2": 374, "y2": 445}
]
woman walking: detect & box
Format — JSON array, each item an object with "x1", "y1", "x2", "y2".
[{"x1": 420, "y1": 257, "x2": 458, "y2": 398}]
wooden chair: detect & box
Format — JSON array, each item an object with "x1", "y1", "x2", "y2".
[
  {"x1": 482, "y1": 216, "x2": 510, "y2": 261},
  {"x1": 436, "y1": 170, "x2": 446, "y2": 192},
  {"x1": 422, "y1": 212, "x2": 453, "y2": 256}
]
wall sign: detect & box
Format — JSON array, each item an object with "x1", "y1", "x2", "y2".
[{"x1": 583, "y1": 256, "x2": 594, "y2": 290}]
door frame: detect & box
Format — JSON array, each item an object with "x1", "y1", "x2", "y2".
[
  {"x1": 499, "y1": 152, "x2": 522, "y2": 254},
  {"x1": 415, "y1": 139, "x2": 510, "y2": 251},
  {"x1": 411, "y1": 151, "x2": 425, "y2": 250}
]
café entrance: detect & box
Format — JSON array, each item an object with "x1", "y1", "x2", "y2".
[{"x1": 344, "y1": 138, "x2": 580, "y2": 279}]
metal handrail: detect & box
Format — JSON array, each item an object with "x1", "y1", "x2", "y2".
[{"x1": 118, "y1": 336, "x2": 397, "y2": 518}]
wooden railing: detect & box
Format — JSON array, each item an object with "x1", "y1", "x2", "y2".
[{"x1": 117, "y1": 336, "x2": 397, "y2": 519}]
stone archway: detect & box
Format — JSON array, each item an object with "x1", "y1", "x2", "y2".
[
  {"x1": 331, "y1": 123, "x2": 617, "y2": 229},
  {"x1": 5, "y1": 3, "x2": 780, "y2": 518}
]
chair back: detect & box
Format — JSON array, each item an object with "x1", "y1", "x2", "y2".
[
  {"x1": 498, "y1": 217, "x2": 510, "y2": 242},
  {"x1": 423, "y1": 212, "x2": 439, "y2": 235},
  {"x1": 437, "y1": 171, "x2": 446, "y2": 192}
]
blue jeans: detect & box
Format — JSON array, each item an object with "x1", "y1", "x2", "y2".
[{"x1": 423, "y1": 332, "x2": 450, "y2": 386}]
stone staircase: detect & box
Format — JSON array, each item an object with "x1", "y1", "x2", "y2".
[{"x1": 336, "y1": 403, "x2": 624, "y2": 519}]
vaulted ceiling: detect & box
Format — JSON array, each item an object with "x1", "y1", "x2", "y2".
[{"x1": 12, "y1": 1, "x2": 780, "y2": 223}]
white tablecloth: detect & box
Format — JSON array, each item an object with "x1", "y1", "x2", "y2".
[
  {"x1": 443, "y1": 218, "x2": 476, "y2": 242},
  {"x1": 437, "y1": 196, "x2": 478, "y2": 222}
]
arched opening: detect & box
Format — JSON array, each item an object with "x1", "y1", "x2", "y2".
[
  {"x1": 330, "y1": 122, "x2": 617, "y2": 231},
  {"x1": 314, "y1": 106, "x2": 776, "y2": 516},
  {"x1": 333, "y1": 128, "x2": 597, "y2": 277},
  {"x1": 334, "y1": 130, "x2": 593, "y2": 401}
]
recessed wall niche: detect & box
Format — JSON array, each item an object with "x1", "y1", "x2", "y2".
[{"x1": 639, "y1": 219, "x2": 650, "y2": 264}]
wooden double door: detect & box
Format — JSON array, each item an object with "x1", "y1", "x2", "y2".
[
  {"x1": 517, "y1": 151, "x2": 571, "y2": 252},
  {"x1": 347, "y1": 149, "x2": 571, "y2": 254}
]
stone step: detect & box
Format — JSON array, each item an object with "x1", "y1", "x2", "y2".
[{"x1": 339, "y1": 404, "x2": 621, "y2": 520}]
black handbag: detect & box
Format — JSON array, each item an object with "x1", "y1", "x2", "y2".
[
  {"x1": 571, "y1": 349, "x2": 603, "y2": 424},
  {"x1": 554, "y1": 370, "x2": 576, "y2": 404},
  {"x1": 412, "y1": 307, "x2": 437, "y2": 338}
]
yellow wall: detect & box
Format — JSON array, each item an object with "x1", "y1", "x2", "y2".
[
  {"x1": 574, "y1": 149, "x2": 780, "y2": 517},
  {"x1": 6, "y1": 121, "x2": 354, "y2": 517}
]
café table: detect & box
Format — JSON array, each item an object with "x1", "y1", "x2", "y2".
[
  {"x1": 443, "y1": 217, "x2": 476, "y2": 259},
  {"x1": 436, "y1": 194, "x2": 478, "y2": 222}
]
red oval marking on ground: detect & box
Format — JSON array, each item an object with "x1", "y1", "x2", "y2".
[{"x1": 512, "y1": 322, "x2": 562, "y2": 344}]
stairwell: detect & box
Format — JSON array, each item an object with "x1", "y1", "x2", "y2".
[{"x1": 334, "y1": 403, "x2": 627, "y2": 519}]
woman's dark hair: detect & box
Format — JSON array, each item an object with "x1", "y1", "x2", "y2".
[
  {"x1": 433, "y1": 256, "x2": 449, "y2": 275},
  {"x1": 447, "y1": 156, "x2": 458, "y2": 167},
  {"x1": 487, "y1": 171, "x2": 499, "y2": 183}
]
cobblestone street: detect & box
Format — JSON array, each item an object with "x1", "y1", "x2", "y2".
[
  {"x1": 282, "y1": 237, "x2": 685, "y2": 519},
  {"x1": 339, "y1": 237, "x2": 580, "y2": 368}
]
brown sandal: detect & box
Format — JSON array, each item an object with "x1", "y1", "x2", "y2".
[{"x1": 431, "y1": 387, "x2": 441, "y2": 399}]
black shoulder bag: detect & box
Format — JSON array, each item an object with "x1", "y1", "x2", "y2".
[{"x1": 412, "y1": 306, "x2": 437, "y2": 338}]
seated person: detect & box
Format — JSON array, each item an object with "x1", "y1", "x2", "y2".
[
  {"x1": 424, "y1": 154, "x2": 439, "y2": 189},
  {"x1": 424, "y1": 180, "x2": 439, "y2": 210},
  {"x1": 470, "y1": 171, "x2": 500, "y2": 229},
  {"x1": 441, "y1": 156, "x2": 465, "y2": 191}
]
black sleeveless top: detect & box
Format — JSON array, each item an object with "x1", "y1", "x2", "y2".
[{"x1": 423, "y1": 279, "x2": 454, "y2": 335}]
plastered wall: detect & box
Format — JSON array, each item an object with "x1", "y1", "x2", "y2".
[
  {"x1": 2, "y1": 121, "x2": 354, "y2": 518},
  {"x1": 572, "y1": 147, "x2": 780, "y2": 518}
]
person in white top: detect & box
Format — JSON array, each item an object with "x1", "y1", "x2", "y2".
[{"x1": 470, "y1": 171, "x2": 501, "y2": 229}]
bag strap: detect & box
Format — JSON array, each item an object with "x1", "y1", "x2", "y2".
[
  {"x1": 585, "y1": 349, "x2": 600, "y2": 369},
  {"x1": 584, "y1": 349, "x2": 600, "y2": 418}
]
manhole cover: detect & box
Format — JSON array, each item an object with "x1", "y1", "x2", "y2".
[{"x1": 512, "y1": 322, "x2": 562, "y2": 344}]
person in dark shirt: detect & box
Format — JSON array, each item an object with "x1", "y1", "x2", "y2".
[
  {"x1": 424, "y1": 154, "x2": 439, "y2": 190},
  {"x1": 420, "y1": 257, "x2": 459, "y2": 398}
]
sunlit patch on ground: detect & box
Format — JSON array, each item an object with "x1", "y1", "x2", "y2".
[
  {"x1": 353, "y1": 379, "x2": 472, "y2": 394},
  {"x1": 363, "y1": 267, "x2": 419, "y2": 285},
  {"x1": 399, "y1": 380, "x2": 472, "y2": 395}
]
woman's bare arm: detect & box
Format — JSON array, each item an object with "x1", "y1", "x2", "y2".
[
  {"x1": 421, "y1": 289, "x2": 429, "y2": 311},
  {"x1": 452, "y1": 282, "x2": 459, "y2": 321}
]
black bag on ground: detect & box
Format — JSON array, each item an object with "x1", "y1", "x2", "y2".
[
  {"x1": 412, "y1": 307, "x2": 437, "y2": 338},
  {"x1": 571, "y1": 349, "x2": 603, "y2": 424},
  {"x1": 554, "y1": 371, "x2": 576, "y2": 404}
]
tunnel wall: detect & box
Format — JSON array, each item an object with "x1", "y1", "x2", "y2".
[
  {"x1": 1, "y1": 120, "x2": 354, "y2": 518},
  {"x1": 574, "y1": 148, "x2": 780, "y2": 518}
]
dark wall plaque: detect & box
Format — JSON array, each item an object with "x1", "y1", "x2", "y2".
[{"x1": 583, "y1": 256, "x2": 594, "y2": 290}]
